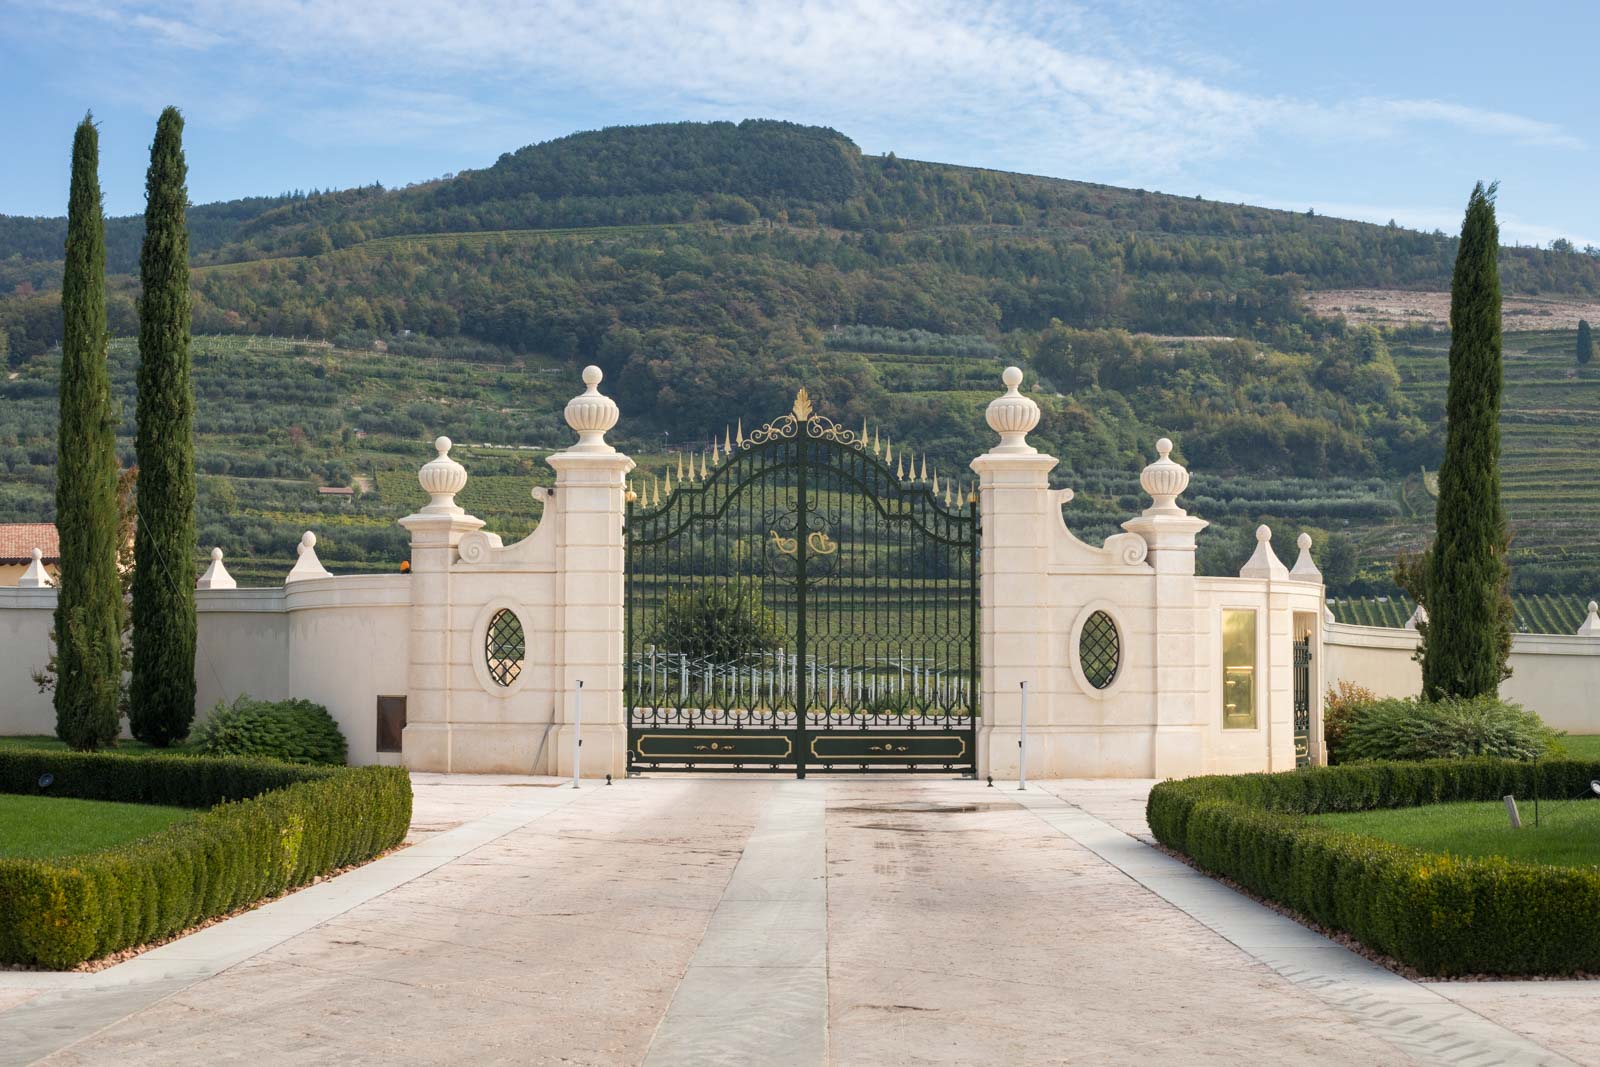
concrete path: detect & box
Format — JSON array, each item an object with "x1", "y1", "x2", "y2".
[{"x1": 1, "y1": 775, "x2": 1594, "y2": 1066}]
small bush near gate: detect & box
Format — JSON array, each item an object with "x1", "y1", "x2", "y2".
[
  {"x1": 0, "y1": 749, "x2": 409, "y2": 968},
  {"x1": 193, "y1": 694, "x2": 348, "y2": 765},
  {"x1": 1146, "y1": 757, "x2": 1600, "y2": 976},
  {"x1": 1323, "y1": 680, "x2": 1377, "y2": 763},
  {"x1": 645, "y1": 585, "x2": 787, "y2": 664},
  {"x1": 1339, "y1": 695, "x2": 1559, "y2": 763}
]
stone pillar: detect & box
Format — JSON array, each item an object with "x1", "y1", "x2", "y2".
[
  {"x1": 547, "y1": 366, "x2": 634, "y2": 778},
  {"x1": 398, "y1": 437, "x2": 484, "y2": 771},
  {"x1": 1121, "y1": 440, "x2": 1209, "y2": 778},
  {"x1": 970, "y1": 367, "x2": 1057, "y2": 779}
]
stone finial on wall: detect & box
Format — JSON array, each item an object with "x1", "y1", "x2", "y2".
[
  {"x1": 1579, "y1": 601, "x2": 1600, "y2": 636},
  {"x1": 1405, "y1": 603, "x2": 1429, "y2": 631},
  {"x1": 196, "y1": 547, "x2": 237, "y2": 590},
  {"x1": 1239, "y1": 524, "x2": 1289, "y2": 580},
  {"x1": 984, "y1": 367, "x2": 1040, "y2": 454},
  {"x1": 286, "y1": 531, "x2": 333, "y2": 583},
  {"x1": 1289, "y1": 532, "x2": 1323, "y2": 583},
  {"x1": 564, "y1": 365, "x2": 619, "y2": 453},
  {"x1": 1138, "y1": 438, "x2": 1189, "y2": 516},
  {"x1": 417, "y1": 436, "x2": 468, "y2": 515},
  {"x1": 16, "y1": 547, "x2": 51, "y2": 588}
]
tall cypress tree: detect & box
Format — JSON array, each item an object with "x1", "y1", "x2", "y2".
[
  {"x1": 1578, "y1": 319, "x2": 1593, "y2": 366},
  {"x1": 55, "y1": 115, "x2": 124, "y2": 750},
  {"x1": 1424, "y1": 181, "x2": 1512, "y2": 701},
  {"x1": 130, "y1": 107, "x2": 197, "y2": 745}
]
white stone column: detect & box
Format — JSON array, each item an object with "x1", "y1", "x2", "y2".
[
  {"x1": 398, "y1": 437, "x2": 484, "y2": 771},
  {"x1": 548, "y1": 366, "x2": 634, "y2": 778},
  {"x1": 1121, "y1": 440, "x2": 1209, "y2": 778},
  {"x1": 970, "y1": 367, "x2": 1057, "y2": 779}
]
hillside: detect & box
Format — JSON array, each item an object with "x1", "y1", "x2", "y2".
[{"x1": 2, "y1": 119, "x2": 1599, "y2": 592}]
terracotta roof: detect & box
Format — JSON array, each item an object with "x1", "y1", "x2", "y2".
[{"x1": 0, "y1": 523, "x2": 59, "y2": 564}]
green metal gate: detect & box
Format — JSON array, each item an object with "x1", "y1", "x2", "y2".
[
  {"x1": 625, "y1": 390, "x2": 978, "y2": 777},
  {"x1": 1293, "y1": 637, "x2": 1312, "y2": 767}
]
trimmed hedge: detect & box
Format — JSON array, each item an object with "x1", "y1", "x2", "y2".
[
  {"x1": 0, "y1": 750, "x2": 410, "y2": 968},
  {"x1": 1148, "y1": 759, "x2": 1600, "y2": 976}
]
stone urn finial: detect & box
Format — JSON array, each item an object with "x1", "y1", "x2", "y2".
[
  {"x1": 1579, "y1": 600, "x2": 1600, "y2": 636},
  {"x1": 417, "y1": 435, "x2": 468, "y2": 515},
  {"x1": 17, "y1": 546, "x2": 50, "y2": 588},
  {"x1": 1289, "y1": 531, "x2": 1323, "y2": 583},
  {"x1": 985, "y1": 366, "x2": 1039, "y2": 454},
  {"x1": 1139, "y1": 438, "x2": 1190, "y2": 516},
  {"x1": 197, "y1": 546, "x2": 237, "y2": 590},
  {"x1": 565, "y1": 364, "x2": 619, "y2": 453}
]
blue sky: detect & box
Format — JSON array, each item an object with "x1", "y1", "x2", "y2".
[{"x1": 4, "y1": 1, "x2": 1596, "y2": 247}]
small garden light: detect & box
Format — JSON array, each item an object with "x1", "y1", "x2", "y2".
[
  {"x1": 36, "y1": 773, "x2": 53, "y2": 790},
  {"x1": 1590, "y1": 779, "x2": 1600, "y2": 797}
]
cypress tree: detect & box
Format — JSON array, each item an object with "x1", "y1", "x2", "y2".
[
  {"x1": 1423, "y1": 181, "x2": 1512, "y2": 701},
  {"x1": 130, "y1": 107, "x2": 197, "y2": 745},
  {"x1": 55, "y1": 115, "x2": 124, "y2": 750},
  {"x1": 1579, "y1": 319, "x2": 1593, "y2": 366}
]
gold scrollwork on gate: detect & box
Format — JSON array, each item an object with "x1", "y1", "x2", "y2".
[{"x1": 769, "y1": 529, "x2": 840, "y2": 558}]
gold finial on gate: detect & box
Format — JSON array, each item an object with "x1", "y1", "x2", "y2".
[
  {"x1": 625, "y1": 482, "x2": 637, "y2": 504},
  {"x1": 724, "y1": 424, "x2": 733, "y2": 454},
  {"x1": 873, "y1": 427, "x2": 881, "y2": 456},
  {"x1": 945, "y1": 482, "x2": 954, "y2": 508},
  {"x1": 792, "y1": 387, "x2": 813, "y2": 422},
  {"x1": 919, "y1": 454, "x2": 929, "y2": 482},
  {"x1": 699, "y1": 450, "x2": 709, "y2": 480},
  {"x1": 896, "y1": 451, "x2": 905, "y2": 480},
  {"x1": 665, "y1": 468, "x2": 674, "y2": 495},
  {"x1": 884, "y1": 438, "x2": 893, "y2": 465},
  {"x1": 735, "y1": 419, "x2": 744, "y2": 447},
  {"x1": 711, "y1": 437, "x2": 720, "y2": 464},
  {"x1": 932, "y1": 469, "x2": 940, "y2": 495},
  {"x1": 676, "y1": 452, "x2": 685, "y2": 480}
]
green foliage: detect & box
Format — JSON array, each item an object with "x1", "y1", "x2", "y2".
[
  {"x1": 131, "y1": 106, "x2": 198, "y2": 746},
  {"x1": 1579, "y1": 319, "x2": 1593, "y2": 366},
  {"x1": 1425, "y1": 183, "x2": 1512, "y2": 700},
  {"x1": 55, "y1": 115, "x2": 123, "y2": 751},
  {"x1": 1322, "y1": 680, "x2": 1377, "y2": 764},
  {"x1": 193, "y1": 694, "x2": 348, "y2": 765},
  {"x1": 644, "y1": 585, "x2": 788, "y2": 663},
  {"x1": 1319, "y1": 533, "x2": 1359, "y2": 589},
  {"x1": 1338, "y1": 695, "x2": 1560, "y2": 763},
  {"x1": 1146, "y1": 757, "x2": 1600, "y2": 976},
  {"x1": 0, "y1": 750, "x2": 409, "y2": 967}
]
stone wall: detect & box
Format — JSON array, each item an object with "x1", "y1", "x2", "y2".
[{"x1": 1324, "y1": 618, "x2": 1600, "y2": 734}]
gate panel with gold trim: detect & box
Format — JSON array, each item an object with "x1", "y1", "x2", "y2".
[{"x1": 625, "y1": 391, "x2": 978, "y2": 776}]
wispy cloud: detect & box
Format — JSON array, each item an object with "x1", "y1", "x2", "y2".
[{"x1": 46, "y1": 0, "x2": 1582, "y2": 176}]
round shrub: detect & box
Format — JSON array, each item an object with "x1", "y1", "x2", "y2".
[
  {"x1": 1340, "y1": 694, "x2": 1560, "y2": 763},
  {"x1": 194, "y1": 695, "x2": 347, "y2": 765}
]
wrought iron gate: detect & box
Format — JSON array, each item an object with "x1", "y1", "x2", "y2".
[
  {"x1": 625, "y1": 390, "x2": 978, "y2": 776},
  {"x1": 1293, "y1": 637, "x2": 1312, "y2": 767}
]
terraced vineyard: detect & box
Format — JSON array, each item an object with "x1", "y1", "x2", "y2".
[
  {"x1": 1331, "y1": 593, "x2": 1596, "y2": 635},
  {"x1": 1385, "y1": 329, "x2": 1600, "y2": 595}
]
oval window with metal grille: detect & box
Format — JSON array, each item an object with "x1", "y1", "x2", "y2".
[
  {"x1": 484, "y1": 608, "x2": 525, "y2": 688},
  {"x1": 1078, "y1": 610, "x2": 1121, "y2": 690}
]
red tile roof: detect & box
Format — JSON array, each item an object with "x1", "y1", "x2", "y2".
[{"x1": 0, "y1": 523, "x2": 59, "y2": 564}]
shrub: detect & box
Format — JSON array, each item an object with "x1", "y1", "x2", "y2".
[
  {"x1": 1323, "y1": 680, "x2": 1377, "y2": 763},
  {"x1": 645, "y1": 585, "x2": 787, "y2": 664},
  {"x1": 193, "y1": 694, "x2": 347, "y2": 765},
  {"x1": 0, "y1": 750, "x2": 409, "y2": 968},
  {"x1": 1340, "y1": 695, "x2": 1559, "y2": 763},
  {"x1": 1147, "y1": 757, "x2": 1600, "y2": 976}
]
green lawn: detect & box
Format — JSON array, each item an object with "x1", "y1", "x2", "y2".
[
  {"x1": 0, "y1": 735, "x2": 196, "y2": 754},
  {"x1": 1311, "y1": 798, "x2": 1600, "y2": 868},
  {"x1": 0, "y1": 794, "x2": 195, "y2": 859},
  {"x1": 1560, "y1": 735, "x2": 1600, "y2": 760}
]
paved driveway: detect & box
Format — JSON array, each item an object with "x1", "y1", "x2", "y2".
[{"x1": 2, "y1": 775, "x2": 1595, "y2": 1066}]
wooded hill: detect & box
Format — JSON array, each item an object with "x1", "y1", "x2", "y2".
[{"x1": 2, "y1": 119, "x2": 1598, "y2": 592}]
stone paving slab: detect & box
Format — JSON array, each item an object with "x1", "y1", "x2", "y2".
[{"x1": 3, "y1": 775, "x2": 1596, "y2": 1065}]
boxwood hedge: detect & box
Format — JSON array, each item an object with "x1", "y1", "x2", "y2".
[
  {"x1": 1147, "y1": 758, "x2": 1600, "y2": 977},
  {"x1": 0, "y1": 749, "x2": 411, "y2": 968}
]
